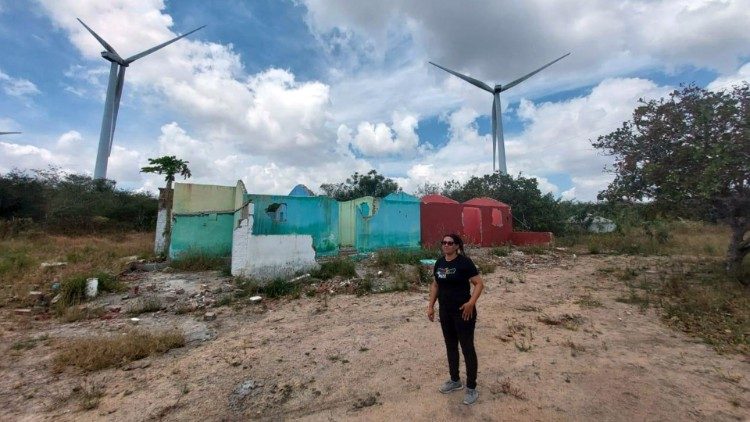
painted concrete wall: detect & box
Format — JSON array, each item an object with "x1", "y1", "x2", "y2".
[
  {"x1": 338, "y1": 196, "x2": 376, "y2": 247},
  {"x1": 246, "y1": 194, "x2": 339, "y2": 256},
  {"x1": 420, "y1": 195, "x2": 463, "y2": 248},
  {"x1": 154, "y1": 208, "x2": 168, "y2": 255},
  {"x1": 232, "y1": 205, "x2": 319, "y2": 280},
  {"x1": 168, "y1": 212, "x2": 234, "y2": 259},
  {"x1": 288, "y1": 184, "x2": 315, "y2": 197},
  {"x1": 355, "y1": 192, "x2": 420, "y2": 251},
  {"x1": 154, "y1": 187, "x2": 173, "y2": 255},
  {"x1": 421, "y1": 195, "x2": 516, "y2": 247},
  {"x1": 173, "y1": 183, "x2": 236, "y2": 213}
]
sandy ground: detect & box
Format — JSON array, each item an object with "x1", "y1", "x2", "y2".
[{"x1": 1, "y1": 253, "x2": 748, "y2": 421}]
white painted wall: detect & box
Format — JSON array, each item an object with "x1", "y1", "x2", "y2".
[
  {"x1": 154, "y1": 208, "x2": 168, "y2": 255},
  {"x1": 232, "y1": 204, "x2": 319, "y2": 280}
]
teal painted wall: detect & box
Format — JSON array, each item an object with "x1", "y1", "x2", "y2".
[
  {"x1": 168, "y1": 212, "x2": 234, "y2": 259},
  {"x1": 355, "y1": 192, "x2": 421, "y2": 251},
  {"x1": 246, "y1": 194, "x2": 340, "y2": 256}
]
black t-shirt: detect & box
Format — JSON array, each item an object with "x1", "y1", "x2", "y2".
[{"x1": 433, "y1": 254, "x2": 478, "y2": 312}]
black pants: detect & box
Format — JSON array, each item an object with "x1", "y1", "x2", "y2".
[{"x1": 439, "y1": 307, "x2": 478, "y2": 389}]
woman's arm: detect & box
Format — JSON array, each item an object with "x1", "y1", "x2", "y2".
[
  {"x1": 459, "y1": 275, "x2": 484, "y2": 320},
  {"x1": 427, "y1": 280, "x2": 438, "y2": 321}
]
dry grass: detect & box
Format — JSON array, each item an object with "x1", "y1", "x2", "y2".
[
  {"x1": 53, "y1": 329, "x2": 185, "y2": 372},
  {"x1": 561, "y1": 221, "x2": 729, "y2": 257},
  {"x1": 575, "y1": 294, "x2": 603, "y2": 309},
  {"x1": 0, "y1": 232, "x2": 153, "y2": 306},
  {"x1": 497, "y1": 378, "x2": 527, "y2": 400},
  {"x1": 538, "y1": 313, "x2": 585, "y2": 330}
]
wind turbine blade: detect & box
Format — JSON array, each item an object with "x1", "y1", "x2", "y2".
[
  {"x1": 496, "y1": 94, "x2": 507, "y2": 174},
  {"x1": 429, "y1": 61, "x2": 493, "y2": 93},
  {"x1": 77, "y1": 18, "x2": 119, "y2": 55},
  {"x1": 491, "y1": 96, "x2": 497, "y2": 172},
  {"x1": 501, "y1": 52, "x2": 570, "y2": 92},
  {"x1": 109, "y1": 66, "x2": 126, "y2": 155},
  {"x1": 125, "y1": 25, "x2": 206, "y2": 63},
  {"x1": 0, "y1": 132, "x2": 21, "y2": 135}
]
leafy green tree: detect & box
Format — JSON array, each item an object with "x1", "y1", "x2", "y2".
[
  {"x1": 141, "y1": 156, "x2": 192, "y2": 255},
  {"x1": 140, "y1": 156, "x2": 192, "y2": 190},
  {"x1": 593, "y1": 84, "x2": 749, "y2": 276},
  {"x1": 320, "y1": 170, "x2": 400, "y2": 201}
]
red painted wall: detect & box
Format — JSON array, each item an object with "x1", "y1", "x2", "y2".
[{"x1": 420, "y1": 196, "x2": 463, "y2": 248}]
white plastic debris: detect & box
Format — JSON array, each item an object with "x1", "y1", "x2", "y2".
[
  {"x1": 249, "y1": 296, "x2": 262, "y2": 303},
  {"x1": 85, "y1": 278, "x2": 99, "y2": 298},
  {"x1": 129, "y1": 317, "x2": 140, "y2": 324}
]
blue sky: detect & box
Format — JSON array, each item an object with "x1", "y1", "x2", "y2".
[{"x1": 1, "y1": 0, "x2": 748, "y2": 200}]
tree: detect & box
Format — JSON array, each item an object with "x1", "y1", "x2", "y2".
[
  {"x1": 593, "y1": 84, "x2": 749, "y2": 276},
  {"x1": 141, "y1": 156, "x2": 192, "y2": 255},
  {"x1": 320, "y1": 170, "x2": 400, "y2": 201},
  {"x1": 140, "y1": 156, "x2": 192, "y2": 190}
]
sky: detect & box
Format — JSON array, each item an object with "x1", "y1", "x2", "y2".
[{"x1": 0, "y1": 0, "x2": 748, "y2": 201}]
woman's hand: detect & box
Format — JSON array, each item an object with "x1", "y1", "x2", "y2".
[
  {"x1": 427, "y1": 306, "x2": 435, "y2": 322},
  {"x1": 459, "y1": 301, "x2": 475, "y2": 320}
]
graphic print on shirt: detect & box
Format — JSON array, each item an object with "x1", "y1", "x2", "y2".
[{"x1": 436, "y1": 267, "x2": 456, "y2": 279}]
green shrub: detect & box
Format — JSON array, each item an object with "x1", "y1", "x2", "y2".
[
  {"x1": 170, "y1": 249, "x2": 228, "y2": 271},
  {"x1": 375, "y1": 248, "x2": 438, "y2": 267},
  {"x1": 312, "y1": 258, "x2": 357, "y2": 280}
]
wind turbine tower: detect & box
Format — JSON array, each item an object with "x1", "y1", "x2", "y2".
[
  {"x1": 430, "y1": 53, "x2": 570, "y2": 174},
  {"x1": 77, "y1": 19, "x2": 205, "y2": 179}
]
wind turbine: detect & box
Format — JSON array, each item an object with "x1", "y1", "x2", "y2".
[
  {"x1": 0, "y1": 132, "x2": 21, "y2": 135},
  {"x1": 77, "y1": 19, "x2": 205, "y2": 179},
  {"x1": 430, "y1": 53, "x2": 570, "y2": 173}
]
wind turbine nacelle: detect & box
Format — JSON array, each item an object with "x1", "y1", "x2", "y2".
[
  {"x1": 494, "y1": 85, "x2": 503, "y2": 93},
  {"x1": 101, "y1": 51, "x2": 127, "y2": 66}
]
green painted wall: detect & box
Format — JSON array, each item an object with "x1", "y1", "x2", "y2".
[
  {"x1": 168, "y1": 212, "x2": 234, "y2": 259},
  {"x1": 173, "y1": 183, "x2": 236, "y2": 213},
  {"x1": 246, "y1": 194, "x2": 340, "y2": 256},
  {"x1": 355, "y1": 192, "x2": 421, "y2": 251},
  {"x1": 338, "y1": 197, "x2": 375, "y2": 247}
]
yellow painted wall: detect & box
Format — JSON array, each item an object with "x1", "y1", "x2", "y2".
[
  {"x1": 173, "y1": 183, "x2": 236, "y2": 213},
  {"x1": 338, "y1": 197, "x2": 376, "y2": 247}
]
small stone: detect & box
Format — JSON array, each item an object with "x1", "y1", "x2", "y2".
[
  {"x1": 204, "y1": 312, "x2": 217, "y2": 321},
  {"x1": 249, "y1": 296, "x2": 262, "y2": 303},
  {"x1": 40, "y1": 262, "x2": 67, "y2": 269},
  {"x1": 108, "y1": 306, "x2": 122, "y2": 313},
  {"x1": 175, "y1": 288, "x2": 185, "y2": 295},
  {"x1": 164, "y1": 295, "x2": 178, "y2": 303},
  {"x1": 14, "y1": 308, "x2": 32, "y2": 316},
  {"x1": 200, "y1": 284, "x2": 208, "y2": 291},
  {"x1": 129, "y1": 317, "x2": 140, "y2": 325}
]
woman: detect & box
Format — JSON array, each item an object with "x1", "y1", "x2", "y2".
[{"x1": 427, "y1": 233, "x2": 484, "y2": 405}]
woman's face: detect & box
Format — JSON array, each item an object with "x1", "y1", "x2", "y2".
[{"x1": 441, "y1": 236, "x2": 458, "y2": 254}]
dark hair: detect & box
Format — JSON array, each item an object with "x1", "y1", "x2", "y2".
[{"x1": 443, "y1": 233, "x2": 466, "y2": 255}]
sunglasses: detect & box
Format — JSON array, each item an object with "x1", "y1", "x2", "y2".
[{"x1": 441, "y1": 241, "x2": 455, "y2": 245}]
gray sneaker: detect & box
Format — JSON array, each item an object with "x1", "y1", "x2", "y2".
[
  {"x1": 439, "y1": 379, "x2": 463, "y2": 394},
  {"x1": 463, "y1": 388, "x2": 478, "y2": 405}
]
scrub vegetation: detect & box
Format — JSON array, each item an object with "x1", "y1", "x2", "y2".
[{"x1": 53, "y1": 329, "x2": 185, "y2": 372}]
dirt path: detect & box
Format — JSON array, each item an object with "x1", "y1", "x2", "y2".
[{"x1": 1, "y1": 255, "x2": 748, "y2": 421}]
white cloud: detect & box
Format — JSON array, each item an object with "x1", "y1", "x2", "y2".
[
  {"x1": 344, "y1": 112, "x2": 420, "y2": 157},
  {"x1": 0, "y1": 69, "x2": 40, "y2": 98},
  {"x1": 56, "y1": 131, "x2": 83, "y2": 149},
  {"x1": 707, "y1": 62, "x2": 750, "y2": 91}
]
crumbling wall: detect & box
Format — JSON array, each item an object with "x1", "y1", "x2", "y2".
[
  {"x1": 232, "y1": 204, "x2": 318, "y2": 280},
  {"x1": 154, "y1": 187, "x2": 173, "y2": 256}
]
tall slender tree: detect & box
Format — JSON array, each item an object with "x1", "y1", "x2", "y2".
[{"x1": 141, "y1": 156, "x2": 192, "y2": 255}]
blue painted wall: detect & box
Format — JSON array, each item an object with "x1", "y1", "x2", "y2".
[
  {"x1": 169, "y1": 212, "x2": 235, "y2": 259},
  {"x1": 355, "y1": 192, "x2": 421, "y2": 251},
  {"x1": 245, "y1": 194, "x2": 340, "y2": 256}
]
